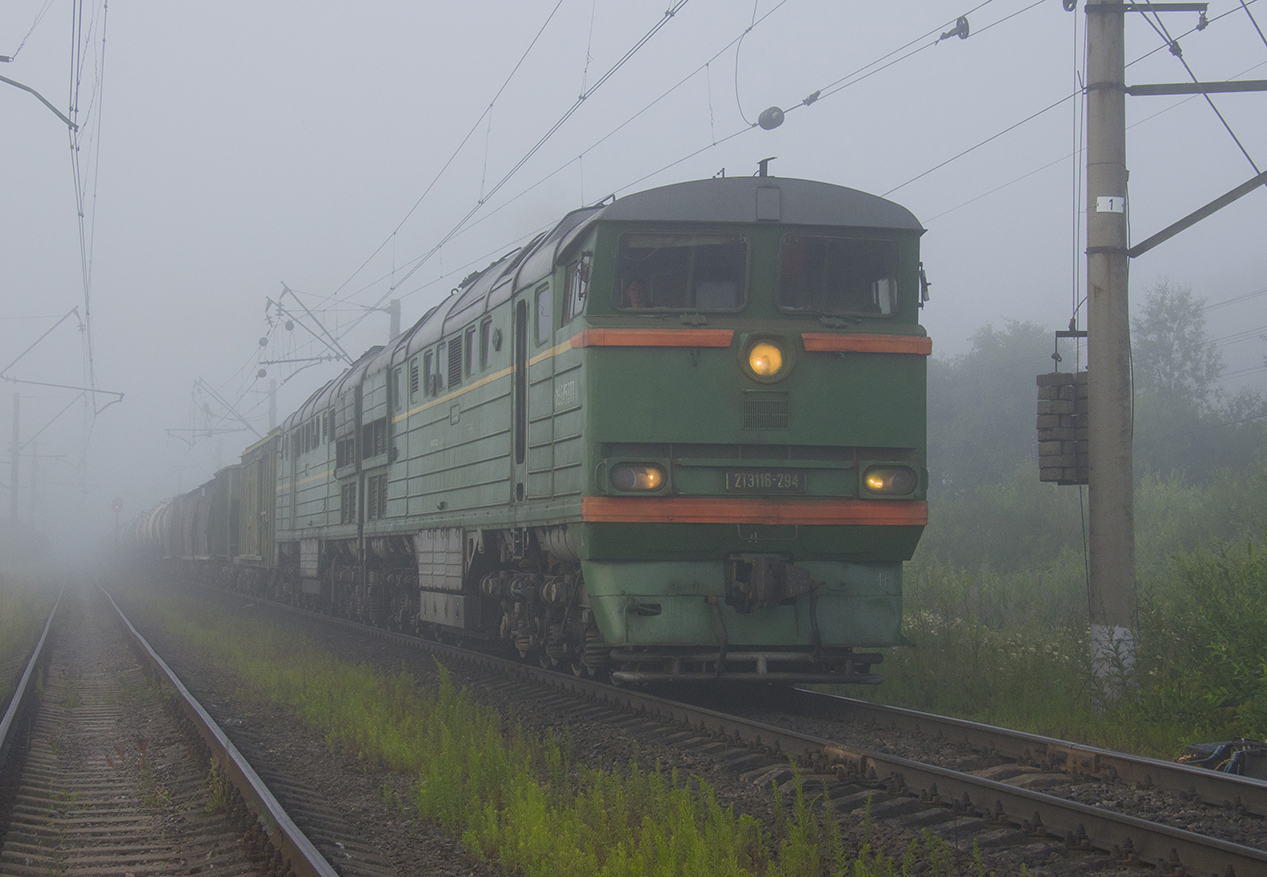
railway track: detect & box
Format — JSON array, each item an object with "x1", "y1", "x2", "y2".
[
  {"x1": 174, "y1": 580, "x2": 1267, "y2": 877},
  {"x1": 773, "y1": 688, "x2": 1267, "y2": 821},
  {"x1": 0, "y1": 582, "x2": 337, "y2": 877}
]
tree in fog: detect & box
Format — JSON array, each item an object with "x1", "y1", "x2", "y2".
[
  {"x1": 1131, "y1": 280, "x2": 1223, "y2": 404},
  {"x1": 920, "y1": 320, "x2": 1087, "y2": 569},
  {"x1": 927, "y1": 320, "x2": 1052, "y2": 497},
  {"x1": 1131, "y1": 280, "x2": 1265, "y2": 480}
]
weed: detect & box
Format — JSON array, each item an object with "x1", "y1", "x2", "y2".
[
  {"x1": 141, "y1": 594, "x2": 1014, "y2": 876},
  {"x1": 60, "y1": 676, "x2": 81, "y2": 709},
  {"x1": 141, "y1": 783, "x2": 173, "y2": 810}
]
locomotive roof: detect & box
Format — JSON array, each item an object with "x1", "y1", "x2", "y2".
[
  {"x1": 390, "y1": 204, "x2": 603, "y2": 364},
  {"x1": 282, "y1": 344, "x2": 383, "y2": 430},
  {"x1": 589, "y1": 176, "x2": 924, "y2": 232},
  {"x1": 383, "y1": 178, "x2": 920, "y2": 362}
]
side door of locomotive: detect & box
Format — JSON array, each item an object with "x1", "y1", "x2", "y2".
[
  {"x1": 510, "y1": 280, "x2": 556, "y2": 505},
  {"x1": 511, "y1": 295, "x2": 529, "y2": 505}
]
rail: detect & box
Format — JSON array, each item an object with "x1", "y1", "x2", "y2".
[
  {"x1": 0, "y1": 589, "x2": 60, "y2": 773},
  {"x1": 100, "y1": 583, "x2": 340, "y2": 877},
  {"x1": 788, "y1": 688, "x2": 1267, "y2": 817}
]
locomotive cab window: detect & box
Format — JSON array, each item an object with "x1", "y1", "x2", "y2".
[
  {"x1": 616, "y1": 232, "x2": 747, "y2": 311},
  {"x1": 778, "y1": 234, "x2": 899, "y2": 317},
  {"x1": 479, "y1": 318, "x2": 493, "y2": 370},
  {"x1": 562, "y1": 253, "x2": 591, "y2": 325}
]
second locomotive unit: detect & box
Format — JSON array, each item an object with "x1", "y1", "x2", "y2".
[{"x1": 131, "y1": 174, "x2": 931, "y2": 684}]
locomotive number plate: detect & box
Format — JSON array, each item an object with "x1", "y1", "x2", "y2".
[{"x1": 724, "y1": 469, "x2": 808, "y2": 493}]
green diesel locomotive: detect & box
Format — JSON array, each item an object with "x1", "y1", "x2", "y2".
[{"x1": 135, "y1": 174, "x2": 931, "y2": 684}]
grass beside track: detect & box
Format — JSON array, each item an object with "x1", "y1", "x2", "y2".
[
  {"x1": 0, "y1": 576, "x2": 57, "y2": 707},
  {"x1": 863, "y1": 530, "x2": 1267, "y2": 758},
  {"x1": 139, "y1": 595, "x2": 995, "y2": 877}
]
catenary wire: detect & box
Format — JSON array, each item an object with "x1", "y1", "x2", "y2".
[
  {"x1": 1240, "y1": 0, "x2": 1267, "y2": 49},
  {"x1": 440, "y1": 2, "x2": 792, "y2": 248},
  {"x1": 1139, "y1": 3, "x2": 1261, "y2": 174},
  {"x1": 342, "y1": 0, "x2": 1010, "y2": 325},
  {"x1": 336, "y1": 1, "x2": 696, "y2": 339},
  {"x1": 793, "y1": 0, "x2": 1006, "y2": 108},
  {"x1": 326, "y1": 0, "x2": 1014, "y2": 331},
  {"x1": 318, "y1": 0, "x2": 697, "y2": 325},
  {"x1": 732, "y1": 0, "x2": 762, "y2": 126},
  {"x1": 317, "y1": 0, "x2": 568, "y2": 309},
  {"x1": 294, "y1": 0, "x2": 1023, "y2": 346},
  {"x1": 1202, "y1": 285, "x2": 1267, "y2": 311},
  {"x1": 6, "y1": 0, "x2": 59, "y2": 59}
]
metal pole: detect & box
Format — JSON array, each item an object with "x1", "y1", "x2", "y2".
[
  {"x1": 1085, "y1": 0, "x2": 1137, "y2": 694},
  {"x1": 28, "y1": 441, "x2": 37, "y2": 522},
  {"x1": 9, "y1": 394, "x2": 18, "y2": 524},
  {"x1": 388, "y1": 299, "x2": 401, "y2": 341}
]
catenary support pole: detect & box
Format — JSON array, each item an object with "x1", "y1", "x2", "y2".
[
  {"x1": 1085, "y1": 0, "x2": 1137, "y2": 695},
  {"x1": 9, "y1": 394, "x2": 17, "y2": 524}
]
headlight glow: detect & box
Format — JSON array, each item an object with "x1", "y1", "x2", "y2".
[
  {"x1": 610, "y1": 464, "x2": 666, "y2": 491},
  {"x1": 748, "y1": 342, "x2": 784, "y2": 377},
  {"x1": 863, "y1": 466, "x2": 918, "y2": 496}
]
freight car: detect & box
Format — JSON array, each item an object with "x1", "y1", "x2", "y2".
[{"x1": 128, "y1": 174, "x2": 932, "y2": 684}]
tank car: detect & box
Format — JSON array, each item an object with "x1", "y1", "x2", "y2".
[{"x1": 260, "y1": 174, "x2": 930, "y2": 684}]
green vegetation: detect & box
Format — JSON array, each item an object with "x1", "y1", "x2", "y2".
[
  {"x1": 145, "y1": 599, "x2": 984, "y2": 876},
  {"x1": 869, "y1": 286, "x2": 1267, "y2": 755},
  {"x1": 0, "y1": 577, "x2": 57, "y2": 707},
  {"x1": 60, "y1": 676, "x2": 82, "y2": 709}
]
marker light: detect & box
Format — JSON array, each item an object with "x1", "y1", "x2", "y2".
[
  {"x1": 863, "y1": 466, "x2": 918, "y2": 496},
  {"x1": 748, "y1": 342, "x2": 784, "y2": 377},
  {"x1": 610, "y1": 464, "x2": 666, "y2": 492}
]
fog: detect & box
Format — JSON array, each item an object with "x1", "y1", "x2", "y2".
[{"x1": 3, "y1": 0, "x2": 1265, "y2": 559}]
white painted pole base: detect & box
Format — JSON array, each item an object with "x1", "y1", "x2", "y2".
[{"x1": 1091, "y1": 623, "x2": 1138, "y2": 700}]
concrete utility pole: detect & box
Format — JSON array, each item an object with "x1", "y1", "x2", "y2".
[{"x1": 1085, "y1": 0, "x2": 1137, "y2": 691}]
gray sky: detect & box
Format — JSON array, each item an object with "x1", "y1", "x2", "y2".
[{"x1": 3, "y1": 0, "x2": 1266, "y2": 549}]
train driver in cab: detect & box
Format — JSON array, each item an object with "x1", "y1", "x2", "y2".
[{"x1": 622, "y1": 278, "x2": 650, "y2": 310}]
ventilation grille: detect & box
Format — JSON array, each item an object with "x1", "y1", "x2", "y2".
[
  {"x1": 743, "y1": 394, "x2": 790, "y2": 429},
  {"x1": 448, "y1": 337, "x2": 463, "y2": 388}
]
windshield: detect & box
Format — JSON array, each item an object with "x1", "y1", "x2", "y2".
[
  {"x1": 778, "y1": 234, "x2": 898, "y2": 317},
  {"x1": 615, "y1": 232, "x2": 747, "y2": 311}
]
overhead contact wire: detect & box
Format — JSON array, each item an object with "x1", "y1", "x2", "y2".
[
  {"x1": 1141, "y1": 3, "x2": 1260, "y2": 174},
  {"x1": 320, "y1": 0, "x2": 568, "y2": 308},
  {"x1": 341, "y1": 0, "x2": 696, "y2": 337}
]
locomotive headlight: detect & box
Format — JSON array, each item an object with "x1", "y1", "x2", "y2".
[
  {"x1": 748, "y1": 342, "x2": 784, "y2": 377},
  {"x1": 863, "y1": 466, "x2": 918, "y2": 496},
  {"x1": 610, "y1": 463, "x2": 666, "y2": 491}
]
